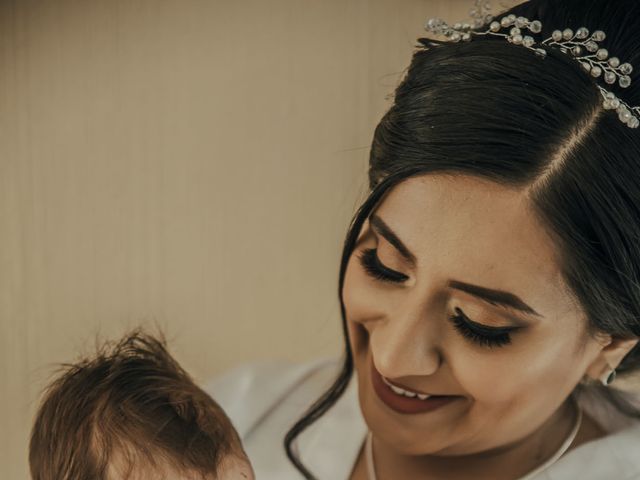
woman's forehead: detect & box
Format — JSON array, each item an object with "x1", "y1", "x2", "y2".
[
  {"x1": 370, "y1": 174, "x2": 579, "y2": 316},
  {"x1": 375, "y1": 175, "x2": 549, "y2": 256}
]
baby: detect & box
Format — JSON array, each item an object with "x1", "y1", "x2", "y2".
[{"x1": 28, "y1": 330, "x2": 254, "y2": 480}]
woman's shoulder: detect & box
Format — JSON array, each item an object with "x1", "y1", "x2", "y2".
[
  {"x1": 542, "y1": 389, "x2": 640, "y2": 479},
  {"x1": 203, "y1": 356, "x2": 343, "y2": 438},
  {"x1": 203, "y1": 356, "x2": 367, "y2": 480},
  {"x1": 542, "y1": 421, "x2": 640, "y2": 480}
]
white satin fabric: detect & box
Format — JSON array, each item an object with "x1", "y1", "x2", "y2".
[{"x1": 205, "y1": 358, "x2": 640, "y2": 480}]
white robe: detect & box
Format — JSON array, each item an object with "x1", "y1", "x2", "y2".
[{"x1": 205, "y1": 357, "x2": 640, "y2": 480}]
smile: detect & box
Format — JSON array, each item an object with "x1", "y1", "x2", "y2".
[
  {"x1": 381, "y1": 376, "x2": 432, "y2": 400},
  {"x1": 369, "y1": 356, "x2": 461, "y2": 415}
]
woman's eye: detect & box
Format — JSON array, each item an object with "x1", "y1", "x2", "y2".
[
  {"x1": 357, "y1": 248, "x2": 408, "y2": 284},
  {"x1": 449, "y1": 307, "x2": 515, "y2": 349},
  {"x1": 357, "y1": 250, "x2": 515, "y2": 349}
]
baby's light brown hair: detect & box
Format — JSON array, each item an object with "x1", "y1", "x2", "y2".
[{"x1": 29, "y1": 330, "x2": 246, "y2": 480}]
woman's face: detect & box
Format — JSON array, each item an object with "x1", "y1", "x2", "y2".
[{"x1": 343, "y1": 174, "x2": 608, "y2": 456}]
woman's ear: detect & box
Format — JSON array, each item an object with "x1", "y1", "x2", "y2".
[{"x1": 584, "y1": 334, "x2": 639, "y2": 382}]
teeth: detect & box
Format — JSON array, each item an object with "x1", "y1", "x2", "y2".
[
  {"x1": 381, "y1": 375, "x2": 431, "y2": 400},
  {"x1": 389, "y1": 384, "x2": 405, "y2": 395}
]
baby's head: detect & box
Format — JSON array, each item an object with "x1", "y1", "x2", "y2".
[{"x1": 29, "y1": 331, "x2": 254, "y2": 480}]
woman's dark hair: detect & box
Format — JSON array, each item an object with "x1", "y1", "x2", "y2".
[{"x1": 285, "y1": 0, "x2": 640, "y2": 477}]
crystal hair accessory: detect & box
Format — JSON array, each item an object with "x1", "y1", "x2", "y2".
[{"x1": 424, "y1": 1, "x2": 640, "y2": 128}]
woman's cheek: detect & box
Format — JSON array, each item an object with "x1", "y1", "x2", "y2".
[
  {"x1": 343, "y1": 258, "x2": 397, "y2": 358},
  {"x1": 446, "y1": 347, "x2": 530, "y2": 404},
  {"x1": 459, "y1": 347, "x2": 570, "y2": 420},
  {"x1": 342, "y1": 256, "x2": 382, "y2": 323}
]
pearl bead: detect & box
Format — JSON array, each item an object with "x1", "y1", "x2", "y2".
[
  {"x1": 523, "y1": 36, "x2": 535, "y2": 47},
  {"x1": 619, "y1": 109, "x2": 632, "y2": 122},
  {"x1": 620, "y1": 75, "x2": 632, "y2": 88},
  {"x1": 490, "y1": 21, "x2": 501, "y2": 32},
  {"x1": 562, "y1": 28, "x2": 574, "y2": 40},
  {"x1": 593, "y1": 30, "x2": 606, "y2": 41},
  {"x1": 608, "y1": 57, "x2": 620, "y2": 68},
  {"x1": 515, "y1": 16, "x2": 528, "y2": 28},
  {"x1": 620, "y1": 63, "x2": 634, "y2": 75},
  {"x1": 425, "y1": 18, "x2": 444, "y2": 31},
  {"x1": 530, "y1": 20, "x2": 542, "y2": 33},
  {"x1": 596, "y1": 48, "x2": 608, "y2": 60},
  {"x1": 510, "y1": 27, "x2": 521, "y2": 36},
  {"x1": 572, "y1": 46, "x2": 582, "y2": 56},
  {"x1": 462, "y1": 32, "x2": 472, "y2": 41},
  {"x1": 501, "y1": 16, "x2": 511, "y2": 28},
  {"x1": 552, "y1": 30, "x2": 563, "y2": 41},
  {"x1": 576, "y1": 27, "x2": 589, "y2": 39},
  {"x1": 511, "y1": 34, "x2": 523, "y2": 45},
  {"x1": 604, "y1": 71, "x2": 616, "y2": 84},
  {"x1": 581, "y1": 62, "x2": 592, "y2": 73},
  {"x1": 591, "y1": 66, "x2": 602, "y2": 77},
  {"x1": 586, "y1": 41, "x2": 598, "y2": 53}
]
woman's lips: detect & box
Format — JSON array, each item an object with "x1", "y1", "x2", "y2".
[{"x1": 370, "y1": 357, "x2": 461, "y2": 415}]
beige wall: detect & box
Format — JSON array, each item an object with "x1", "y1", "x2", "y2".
[{"x1": 0, "y1": 1, "x2": 477, "y2": 478}]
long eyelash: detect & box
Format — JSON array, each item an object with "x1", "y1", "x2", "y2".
[
  {"x1": 357, "y1": 249, "x2": 513, "y2": 349},
  {"x1": 450, "y1": 307, "x2": 513, "y2": 348},
  {"x1": 357, "y1": 248, "x2": 408, "y2": 284}
]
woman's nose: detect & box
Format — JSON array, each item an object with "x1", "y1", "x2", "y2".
[{"x1": 369, "y1": 308, "x2": 442, "y2": 379}]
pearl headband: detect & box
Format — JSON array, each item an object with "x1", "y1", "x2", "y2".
[{"x1": 423, "y1": 1, "x2": 640, "y2": 128}]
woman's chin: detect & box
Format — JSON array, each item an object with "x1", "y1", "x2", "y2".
[
  {"x1": 353, "y1": 348, "x2": 471, "y2": 456},
  {"x1": 356, "y1": 375, "x2": 456, "y2": 456},
  {"x1": 362, "y1": 410, "x2": 458, "y2": 456}
]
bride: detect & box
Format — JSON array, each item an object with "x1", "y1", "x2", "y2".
[{"x1": 209, "y1": 0, "x2": 640, "y2": 478}]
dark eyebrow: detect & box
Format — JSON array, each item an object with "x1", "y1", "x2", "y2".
[
  {"x1": 447, "y1": 280, "x2": 543, "y2": 318},
  {"x1": 368, "y1": 214, "x2": 543, "y2": 318},
  {"x1": 369, "y1": 214, "x2": 417, "y2": 265}
]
